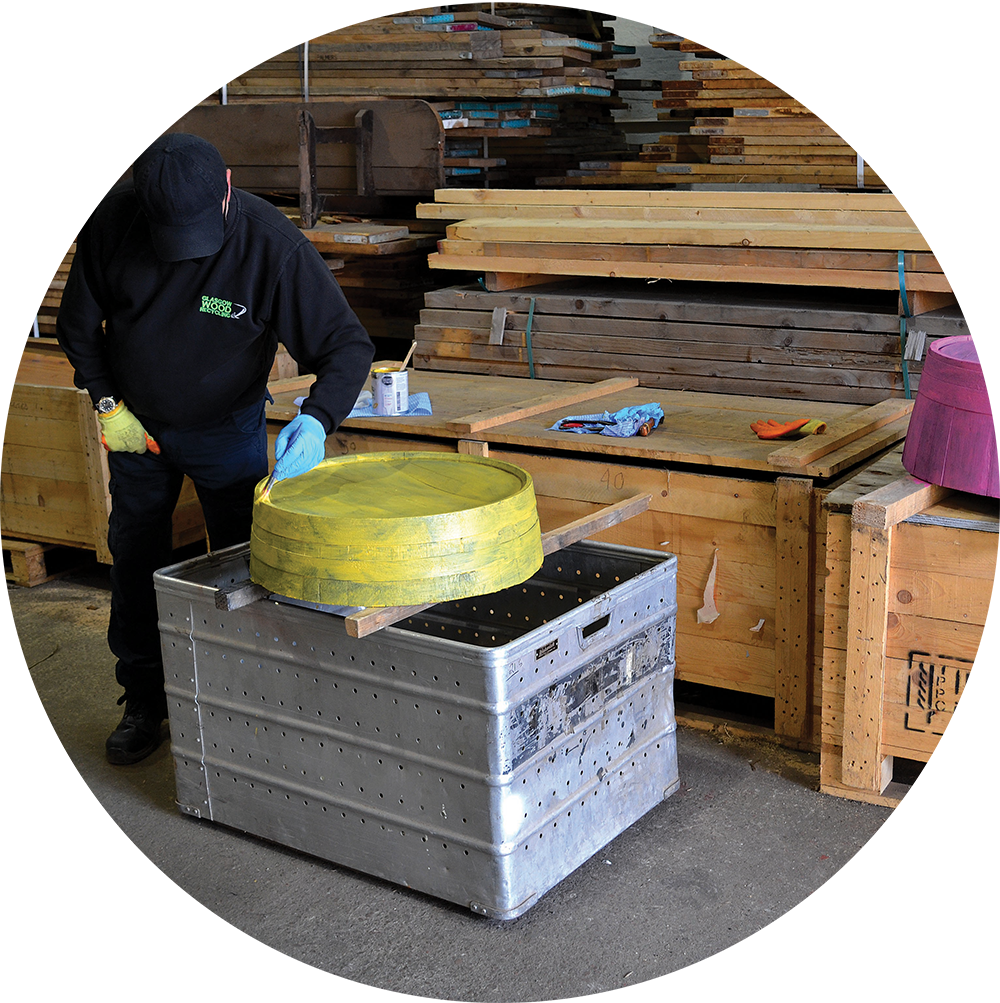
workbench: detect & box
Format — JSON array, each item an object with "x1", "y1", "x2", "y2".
[{"x1": 266, "y1": 369, "x2": 912, "y2": 750}]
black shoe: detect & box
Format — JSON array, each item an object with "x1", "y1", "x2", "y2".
[{"x1": 106, "y1": 694, "x2": 167, "y2": 765}]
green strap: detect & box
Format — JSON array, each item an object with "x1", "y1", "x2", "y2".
[
  {"x1": 898, "y1": 250, "x2": 912, "y2": 399},
  {"x1": 525, "y1": 297, "x2": 537, "y2": 378}
]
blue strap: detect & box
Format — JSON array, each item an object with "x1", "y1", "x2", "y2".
[
  {"x1": 897, "y1": 250, "x2": 912, "y2": 399},
  {"x1": 525, "y1": 297, "x2": 537, "y2": 378}
]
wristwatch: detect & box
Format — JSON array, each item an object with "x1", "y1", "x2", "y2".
[{"x1": 97, "y1": 396, "x2": 119, "y2": 415}]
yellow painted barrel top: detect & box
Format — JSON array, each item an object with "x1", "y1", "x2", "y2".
[
  {"x1": 259, "y1": 452, "x2": 529, "y2": 520},
  {"x1": 250, "y1": 452, "x2": 543, "y2": 606}
]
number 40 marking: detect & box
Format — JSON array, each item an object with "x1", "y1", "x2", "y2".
[{"x1": 601, "y1": 468, "x2": 626, "y2": 490}]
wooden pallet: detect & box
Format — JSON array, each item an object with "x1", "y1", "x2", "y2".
[{"x1": 3, "y1": 538, "x2": 87, "y2": 587}]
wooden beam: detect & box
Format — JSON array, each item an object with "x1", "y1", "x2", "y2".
[
  {"x1": 484, "y1": 272, "x2": 559, "y2": 292},
  {"x1": 841, "y1": 518, "x2": 894, "y2": 792},
  {"x1": 852, "y1": 475, "x2": 953, "y2": 531},
  {"x1": 76, "y1": 390, "x2": 112, "y2": 564},
  {"x1": 838, "y1": 471, "x2": 950, "y2": 792},
  {"x1": 343, "y1": 493, "x2": 653, "y2": 638},
  {"x1": 774, "y1": 477, "x2": 814, "y2": 744},
  {"x1": 446, "y1": 376, "x2": 638, "y2": 434},
  {"x1": 766, "y1": 398, "x2": 914, "y2": 468}
]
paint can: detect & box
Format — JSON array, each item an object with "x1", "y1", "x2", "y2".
[{"x1": 372, "y1": 368, "x2": 409, "y2": 416}]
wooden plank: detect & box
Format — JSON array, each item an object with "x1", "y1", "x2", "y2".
[
  {"x1": 774, "y1": 477, "x2": 815, "y2": 743},
  {"x1": 418, "y1": 354, "x2": 915, "y2": 408},
  {"x1": 343, "y1": 493, "x2": 652, "y2": 638},
  {"x1": 446, "y1": 376, "x2": 638, "y2": 433},
  {"x1": 421, "y1": 281, "x2": 902, "y2": 333},
  {"x1": 78, "y1": 391, "x2": 113, "y2": 564},
  {"x1": 841, "y1": 518, "x2": 894, "y2": 792},
  {"x1": 766, "y1": 399, "x2": 915, "y2": 468},
  {"x1": 421, "y1": 338, "x2": 909, "y2": 391},
  {"x1": 835, "y1": 463, "x2": 953, "y2": 792},
  {"x1": 457, "y1": 439, "x2": 490, "y2": 457},
  {"x1": 538, "y1": 492, "x2": 652, "y2": 555},
  {"x1": 852, "y1": 475, "x2": 952, "y2": 531}
]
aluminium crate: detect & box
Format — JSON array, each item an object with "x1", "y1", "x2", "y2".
[{"x1": 154, "y1": 540, "x2": 679, "y2": 920}]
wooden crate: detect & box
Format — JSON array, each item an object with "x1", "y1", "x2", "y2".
[
  {"x1": 265, "y1": 369, "x2": 913, "y2": 750},
  {"x1": 3, "y1": 340, "x2": 304, "y2": 565},
  {"x1": 820, "y1": 447, "x2": 998, "y2": 805},
  {"x1": 2, "y1": 342, "x2": 208, "y2": 563}
]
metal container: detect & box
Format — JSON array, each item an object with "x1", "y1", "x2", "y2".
[
  {"x1": 154, "y1": 540, "x2": 679, "y2": 920},
  {"x1": 372, "y1": 367, "x2": 409, "y2": 415}
]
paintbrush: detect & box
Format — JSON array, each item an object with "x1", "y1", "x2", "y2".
[{"x1": 259, "y1": 467, "x2": 278, "y2": 502}]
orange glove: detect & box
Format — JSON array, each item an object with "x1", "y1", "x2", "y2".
[{"x1": 751, "y1": 418, "x2": 826, "y2": 440}]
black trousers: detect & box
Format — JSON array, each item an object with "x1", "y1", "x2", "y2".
[{"x1": 106, "y1": 399, "x2": 269, "y2": 704}]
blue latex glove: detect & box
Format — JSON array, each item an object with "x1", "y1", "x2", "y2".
[{"x1": 273, "y1": 413, "x2": 327, "y2": 482}]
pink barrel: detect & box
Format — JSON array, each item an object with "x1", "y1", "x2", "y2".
[{"x1": 901, "y1": 335, "x2": 999, "y2": 498}]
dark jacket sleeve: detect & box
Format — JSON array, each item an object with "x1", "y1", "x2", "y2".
[
  {"x1": 55, "y1": 216, "x2": 119, "y2": 406},
  {"x1": 268, "y1": 243, "x2": 375, "y2": 434}
]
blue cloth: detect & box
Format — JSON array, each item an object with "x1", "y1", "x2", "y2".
[
  {"x1": 108, "y1": 398, "x2": 269, "y2": 702},
  {"x1": 550, "y1": 403, "x2": 664, "y2": 438},
  {"x1": 346, "y1": 391, "x2": 433, "y2": 419}
]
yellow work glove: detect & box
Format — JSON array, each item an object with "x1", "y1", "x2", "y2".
[{"x1": 98, "y1": 402, "x2": 160, "y2": 454}]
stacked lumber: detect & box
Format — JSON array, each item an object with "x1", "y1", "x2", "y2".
[
  {"x1": 0, "y1": 238, "x2": 75, "y2": 337},
  {"x1": 412, "y1": 278, "x2": 923, "y2": 404},
  {"x1": 214, "y1": 8, "x2": 634, "y2": 188},
  {"x1": 293, "y1": 210, "x2": 468, "y2": 353},
  {"x1": 537, "y1": 36, "x2": 884, "y2": 189},
  {"x1": 413, "y1": 186, "x2": 1000, "y2": 274},
  {"x1": 220, "y1": 11, "x2": 627, "y2": 102}
]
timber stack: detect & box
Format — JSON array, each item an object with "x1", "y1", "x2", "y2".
[
  {"x1": 538, "y1": 32, "x2": 885, "y2": 189},
  {"x1": 413, "y1": 279, "x2": 919, "y2": 404},
  {"x1": 214, "y1": 7, "x2": 637, "y2": 188},
  {"x1": 418, "y1": 188, "x2": 947, "y2": 293}
]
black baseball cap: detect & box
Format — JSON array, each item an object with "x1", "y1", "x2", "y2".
[{"x1": 132, "y1": 133, "x2": 229, "y2": 261}]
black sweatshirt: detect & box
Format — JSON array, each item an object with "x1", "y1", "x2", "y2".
[{"x1": 56, "y1": 183, "x2": 375, "y2": 433}]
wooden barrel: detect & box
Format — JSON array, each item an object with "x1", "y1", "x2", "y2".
[
  {"x1": 250, "y1": 451, "x2": 543, "y2": 605},
  {"x1": 902, "y1": 335, "x2": 999, "y2": 498}
]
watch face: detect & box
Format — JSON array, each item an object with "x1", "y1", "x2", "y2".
[{"x1": 98, "y1": 397, "x2": 117, "y2": 414}]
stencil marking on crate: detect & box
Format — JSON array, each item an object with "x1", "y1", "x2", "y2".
[{"x1": 903, "y1": 650, "x2": 972, "y2": 735}]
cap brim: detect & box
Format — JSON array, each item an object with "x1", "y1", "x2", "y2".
[{"x1": 148, "y1": 211, "x2": 224, "y2": 262}]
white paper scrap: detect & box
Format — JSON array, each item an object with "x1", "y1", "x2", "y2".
[{"x1": 697, "y1": 550, "x2": 720, "y2": 624}]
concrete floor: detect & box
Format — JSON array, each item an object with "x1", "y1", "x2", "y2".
[{"x1": 2, "y1": 558, "x2": 905, "y2": 1000}]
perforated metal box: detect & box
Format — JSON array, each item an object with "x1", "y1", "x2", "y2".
[{"x1": 154, "y1": 540, "x2": 679, "y2": 920}]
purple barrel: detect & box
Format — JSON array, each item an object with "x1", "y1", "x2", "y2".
[{"x1": 901, "y1": 335, "x2": 999, "y2": 498}]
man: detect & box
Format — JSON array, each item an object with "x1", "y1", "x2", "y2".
[{"x1": 56, "y1": 132, "x2": 375, "y2": 765}]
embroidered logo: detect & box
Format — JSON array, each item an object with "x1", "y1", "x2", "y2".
[{"x1": 200, "y1": 295, "x2": 247, "y2": 320}]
